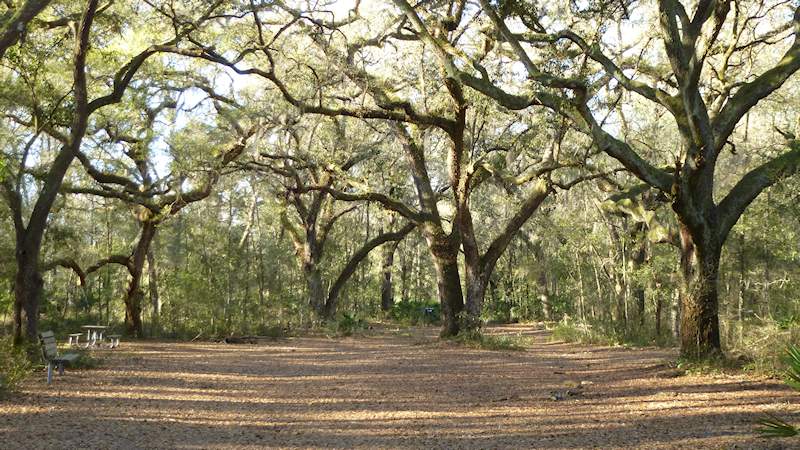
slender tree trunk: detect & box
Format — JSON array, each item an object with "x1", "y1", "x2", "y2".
[
  {"x1": 655, "y1": 288, "x2": 663, "y2": 337},
  {"x1": 380, "y1": 240, "x2": 400, "y2": 311},
  {"x1": 678, "y1": 224, "x2": 722, "y2": 357},
  {"x1": 537, "y1": 270, "x2": 551, "y2": 321},
  {"x1": 147, "y1": 249, "x2": 160, "y2": 337},
  {"x1": 630, "y1": 224, "x2": 648, "y2": 327},
  {"x1": 400, "y1": 243, "x2": 410, "y2": 302}
]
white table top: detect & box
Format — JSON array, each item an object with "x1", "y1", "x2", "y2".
[{"x1": 81, "y1": 325, "x2": 108, "y2": 329}]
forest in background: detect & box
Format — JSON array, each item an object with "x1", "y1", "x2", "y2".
[{"x1": 0, "y1": 0, "x2": 799, "y2": 366}]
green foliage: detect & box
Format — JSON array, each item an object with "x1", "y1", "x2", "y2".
[
  {"x1": 674, "y1": 354, "x2": 744, "y2": 376},
  {"x1": 256, "y1": 323, "x2": 289, "y2": 339},
  {"x1": 785, "y1": 345, "x2": 800, "y2": 389},
  {"x1": 757, "y1": 415, "x2": 798, "y2": 438},
  {"x1": 550, "y1": 318, "x2": 620, "y2": 346},
  {"x1": 447, "y1": 329, "x2": 530, "y2": 351},
  {"x1": 549, "y1": 316, "x2": 675, "y2": 348},
  {"x1": 388, "y1": 300, "x2": 441, "y2": 326},
  {"x1": 757, "y1": 345, "x2": 800, "y2": 438},
  {"x1": 327, "y1": 312, "x2": 367, "y2": 337},
  {"x1": 726, "y1": 319, "x2": 800, "y2": 376},
  {"x1": 67, "y1": 347, "x2": 104, "y2": 370},
  {"x1": 0, "y1": 338, "x2": 33, "y2": 397}
]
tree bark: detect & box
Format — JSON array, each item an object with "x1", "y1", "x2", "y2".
[
  {"x1": 9, "y1": 0, "x2": 98, "y2": 345},
  {"x1": 304, "y1": 262, "x2": 325, "y2": 318},
  {"x1": 13, "y1": 247, "x2": 43, "y2": 345},
  {"x1": 147, "y1": 249, "x2": 160, "y2": 337},
  {"x1": 124, "y1": 222, "x2": 157, "y2": 337},
  {"x1": 323, "y1": 223, "x2": 415, "y2": 318},
  {"x1": 431, "y1": 247, "x2": 464, "y2": 337},
  {"x1": 678, "y1": 223, "x2": 722, "y2": 358},
  {"x1": 380, "y1": 240, "x2": 401, "y2": 311}
]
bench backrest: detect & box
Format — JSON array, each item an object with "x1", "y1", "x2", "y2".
[{"x1": 39, "y1": 331, "x2": 58, "y2": 361}]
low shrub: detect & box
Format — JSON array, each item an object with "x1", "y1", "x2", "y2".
[
  {"x1": 256, "y1": 323, "x2": 289, "y2": 339},
  {"x1": 67, "y1": 347, "x2": 103, "y2": 369},
  {"x1": 725, "y1": 318, "x2": 800, "y2": 376},
  {"x1": 549, "y1": 318, "x2": 620, "y2": 346},
  {"x1": 327, "y1": 312, "x2": 367, "y2": 337},
  {"x1": 549, "y1": 316, "x2": 675, "y2": 348},
  {"x1": 757, "y1": 344, "x2": 800, "y2": 438},
  {"x1": 0, "y1": 338, "x2": 33, "y2": 397},
  {"x1": 388, "y1": 300, "x2": 441, "y2": 326},
  {"x1": 448, "y1": 329, "x2": 530, "y2": 351}
]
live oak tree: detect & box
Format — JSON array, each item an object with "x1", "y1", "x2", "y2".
[
  {"x1": 392, "y1": 0, "x2": 800, "y2": 356},
  {"x1": 52, "y1": 88, "x2": 253, "y2": 336},
  {"x1": 0, "y1": 0, "x2": 227, "y2": 344},
  {"x1": 0, "y1": 0, "x2": 52, "y2": 60},
  {"x1": 247, "y1": 116, "x2": 415, "y2": 319},
  {"x1": 157, "y1": 1, "x2": 607, "y2": 335}
]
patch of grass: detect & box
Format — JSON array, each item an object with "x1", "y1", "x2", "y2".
[
  {"x1": 0, "y1": 338, "x2": 33, "y2": 398},
  {"x1": 757, "y1": 344, "x2": 800, "y2": 439},
  {"x1": 549, "y1": 317, "x2": 675, "y2": 348},
  {"x1": 725, "y1": 319, "x2": 800, "y2": 377},
  {"x1": 64, "y1": 346, "x2": 103, "y2": 369},
  {"x1": 256, "y1": 323, "x2": 289, "y2": 339},
  {"x1": 674, "y1": 353, "x2": 745, "y2": 376},
  {"x1": 448, "y1": 329, "x2": 530, "y2": 351},
  {"x1": 326, "y1": 312, "x2": 368, "y2": 338},
  {"x1": 549, "y1": 319, "x2": 620, "y2": 346},
  {"x1": 388, "y1": 300, "x2": 441, "y2": 326}
]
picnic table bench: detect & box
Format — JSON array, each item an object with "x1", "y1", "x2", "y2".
[
  {"x1": 67, "y1": 333, "x2": 83, "y2": 347},
  {"x1": 39, "y1": 331, "x2": 80, "y2": 385},
  {"x1": 107, "y1": 334, "x2": 121, "y2": 349}
]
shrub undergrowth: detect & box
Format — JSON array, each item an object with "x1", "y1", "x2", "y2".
[
  {"x1": 0, "y1": 338, "x2": 33, "y2": 397},
  {"x1": 448, "y1": 329, "x2": 530, "y2": 351}
]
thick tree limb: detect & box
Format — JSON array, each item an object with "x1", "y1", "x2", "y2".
[
  {"x1": 298, "y1": 185, "x2": 427, "y2": 223},
  {"x1": 324, "y1": 221, "x2": 416, "y2": 315},
  {"x1": 717, "y1": 140, "x2": 800, "y2": 239},
  {"x1": 712, "y1": 6, "x2": 800, "y2": 150},
  {"x1": 0, "y1": 0, "x2": 52, "y2": 59}
]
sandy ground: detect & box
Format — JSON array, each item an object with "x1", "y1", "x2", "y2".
[{"x1": 1, "y1": 324, "x2": 798, "y2": 449}]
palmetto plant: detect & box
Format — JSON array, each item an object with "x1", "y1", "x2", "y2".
[{"x1": 757, "y1": 345, "x2": 800, "y2": 437}]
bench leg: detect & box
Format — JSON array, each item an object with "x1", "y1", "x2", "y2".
[
  {"x1": 57, "y1": 362, "x2": 65, "y2": 376},
  {"x1": 46, "y1": 362, "x2": 53, "y2": 385}
]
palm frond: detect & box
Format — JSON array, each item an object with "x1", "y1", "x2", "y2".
[
  {"x1": 757, "y1": 414, "x2": 799, "y2": 438},
  {"x1": 784, "y1": 344, "x2": 800, "y2": 390}
]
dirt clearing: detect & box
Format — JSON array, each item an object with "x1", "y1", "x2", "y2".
[{"x1": 1, "y1": 324, "x2": 797, "y2": 449}]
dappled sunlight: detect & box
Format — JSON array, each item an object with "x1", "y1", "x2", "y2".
[{"x1": 2, "y1": 325, "x2": 798, "y2": 449}]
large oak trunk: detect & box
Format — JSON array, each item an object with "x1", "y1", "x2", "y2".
[
  {"x1": 424, "y1": 229, "x2": 464, "y2": 336},
  {"x1": 464, "y1": 267, "x2": 487, "y2": 324},
  {"x1": 13, "y1": 250, "x2": 43, "y2": 346},
  {"x1": 304, "y1": 263, "x2": 326, "y2": 318},
  {"x1": 432, "y1": 253, "x2": 464, "y2": 337},
  {"x1": 124, "y1": 223, "x2": 157, "y2": 337},
  {"x1": 678, "y1": 224, "x2": 722, "y2": 357}
]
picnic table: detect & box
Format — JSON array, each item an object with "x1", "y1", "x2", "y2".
[{"x1": 81, "y1": 325, "x2": 107, "y2": 347}]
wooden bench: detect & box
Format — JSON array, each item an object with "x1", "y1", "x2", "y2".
[
  {"x1": 39, "y1": 331, "x2": 80, "y2": 385},
  {"x1": 106, "y1": 335, "x2": 121, "y2": 349}
]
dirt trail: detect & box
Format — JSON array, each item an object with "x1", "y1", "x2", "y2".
[{"x1": 1, "y1": 324, "x2": 797, "y2": 449}]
